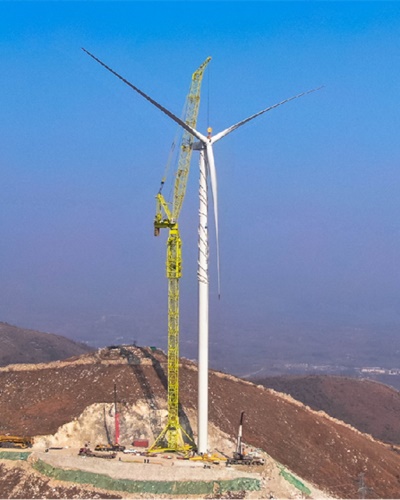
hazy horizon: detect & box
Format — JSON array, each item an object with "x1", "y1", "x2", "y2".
[{"x1": 1, "y1": 2, "x2": 400, "y2": 373}]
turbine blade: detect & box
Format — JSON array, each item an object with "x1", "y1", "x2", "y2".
[
  {"x1": 205, "y1": 142, "x2": 221, "y2": 298},
  {"x1": 211, "y1": 86, "x2": 323, "y2": 143},
  {"x1": 82, "y1": 48, "x2": 207, "y2": 143}
]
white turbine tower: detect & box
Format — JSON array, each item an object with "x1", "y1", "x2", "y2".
[{"x1": 82, "y1": 48, "x2": 321, "y2": 454}]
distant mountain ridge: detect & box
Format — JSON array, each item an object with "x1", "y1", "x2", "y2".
[
  {"x1": 0, "y1": 322, "x2": 93, "y2": 366},
  {"x1": 254, "y1": 374, "x2": 400, "y2": 445}
]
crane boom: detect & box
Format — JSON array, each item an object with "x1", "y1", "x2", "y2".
[
  {"x1": 172, "y1": 56, "x2": 211, "y2": 220},
  {"x1": 151, "y1": 57, "x2": 211, "y2": 452}
]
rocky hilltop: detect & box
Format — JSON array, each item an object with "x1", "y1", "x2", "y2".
[{"x1": 0, "y1": 346, "x2": 400, "y2": 498}]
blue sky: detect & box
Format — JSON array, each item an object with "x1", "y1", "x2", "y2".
[{"x1": 1, "y1": 2, "x2": 400, "y2": 372}]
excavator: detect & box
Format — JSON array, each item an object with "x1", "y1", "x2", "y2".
[{"x1": 0, "y1": 435, "x2": 34, "y2": 449}]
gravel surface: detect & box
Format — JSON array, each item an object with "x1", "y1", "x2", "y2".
[{"x1": 34, "y1": 449, "x2": 260, "y2": 482}]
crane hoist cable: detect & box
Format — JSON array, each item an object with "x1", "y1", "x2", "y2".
[
  {"x1": 158, "y1": 99, "x2": 187, "y2": 196},
  {"x1": 150, "y1": 56, "x2": 211, "y2": 453}
]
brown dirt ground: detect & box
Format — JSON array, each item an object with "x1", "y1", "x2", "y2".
[{"x1": 254, "y1": 374, "x2": 400, "y2": 445}]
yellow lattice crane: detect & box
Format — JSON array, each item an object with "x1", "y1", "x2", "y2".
[
  {"x1": 150, "y1": 57, "x2": 211, "y2": 452},
  {"x1": 80, "y1": 47, "x2": 210, "y2": 452}
]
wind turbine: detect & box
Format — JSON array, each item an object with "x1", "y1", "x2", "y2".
[
  {"x1": 82, "y1": 48, "x2": 321, "y2": 454},
  {"x1": 173, "y1": 87, "x2": 322, "y2": 455}
]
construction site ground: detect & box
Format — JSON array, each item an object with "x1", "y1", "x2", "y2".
[
  {"x1": 0, "y1": 447, "x2": 332, "y2": 499},
  {"x1": 36, "y1": 447, "x2": 259, "y2": 483}
]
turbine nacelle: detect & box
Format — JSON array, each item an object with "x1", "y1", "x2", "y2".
[{"x1": 193, "y1": 141, "x2": 205, "y2": 151}]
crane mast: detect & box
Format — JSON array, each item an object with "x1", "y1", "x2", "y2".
[{"x1": 151, "y1": 57, "x2": 211, "y2": 452}]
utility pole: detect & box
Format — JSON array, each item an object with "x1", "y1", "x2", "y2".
[
  {"x1": 358, "y1": 472, "x2": 368, "y2": 499},
  {"x1": 114, "y1": 383, "x2": 120, "y2": 445}
]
